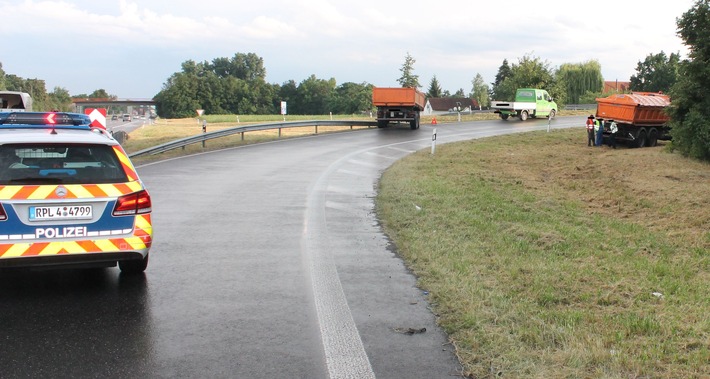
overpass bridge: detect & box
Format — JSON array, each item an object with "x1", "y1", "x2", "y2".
[{"x1": 72, "y1": 98, "x2": 156, "y2": 115}]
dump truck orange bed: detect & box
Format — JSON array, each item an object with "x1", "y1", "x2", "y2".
[
  {"x1": 596, "y1": 92, "x2": 670, "y2": 126},
  {"x1": 372, "y1": 87, "x2": 426, "y2": 109}
]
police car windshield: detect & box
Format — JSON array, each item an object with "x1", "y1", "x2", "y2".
[{"x1": 0, "y1": 144, "x2": 129, "y2": 185}]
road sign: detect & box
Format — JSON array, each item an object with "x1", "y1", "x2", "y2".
[{"x1": 85, "y1": 108, "x2": 107, "y2": 129}]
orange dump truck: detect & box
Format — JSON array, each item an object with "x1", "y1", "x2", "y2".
[
  {"x1": 595, "y1": 92, "x2": 671, "y2": 147},
  {"x1": 372, "y1": 87, "x2": 426, "y2": 129}
]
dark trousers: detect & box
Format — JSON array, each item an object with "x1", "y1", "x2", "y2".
[
  {"x1": 596, "y1": 128, "x2": 603, "y2": 146},
  {"x1": 608, "y1": 133, "x2": 616, "y2": 148},
  {"x1": 587, "y1": 130, "x2": 595, "y2": 146}
]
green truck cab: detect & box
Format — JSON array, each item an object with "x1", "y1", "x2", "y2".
[{"x1": 490, "y1": 88, "x2": 557, "y2": 121}]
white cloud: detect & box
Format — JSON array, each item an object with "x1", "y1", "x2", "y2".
[{"x1": 0, "y1": 0, "x2": 696, "y2": 97}]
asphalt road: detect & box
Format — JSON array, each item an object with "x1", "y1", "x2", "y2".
[{"x1": 0, "y1": 116, "x2": 583, "y2": 378}]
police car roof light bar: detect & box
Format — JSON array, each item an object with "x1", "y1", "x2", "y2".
[{"x1": 0, "y1": 112, "x2": 92, "y2": 130}]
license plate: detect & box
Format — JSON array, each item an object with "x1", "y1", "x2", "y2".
[{"x1": 29, "y1": 205, "x2": 93, "y2": 221}]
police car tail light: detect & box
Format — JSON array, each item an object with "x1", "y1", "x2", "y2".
[
  {"x1": 0, "y1": 204, "x2": 6, "y2": 221},
  {"x1": 113, "y1": 190, "x2": 152, "y2": 216}
]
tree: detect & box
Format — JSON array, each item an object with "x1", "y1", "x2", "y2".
[
  {"x1": 494, "y1": 59, "x2": 511, "y2": 87},
  {"x1": 470, "y1": 73, "x2": 490, "y2": 109},
  {"x1": 209, "y1": 53, "x2": 267, "y2": 82},
  {"x1": 492, "y1": 63, "x2": 515, "y2": 100},
  {"x1": 453, "y1": 88, "x2": 465, "y2": 97},
  {"x1": 278, "y1": 80, "x2": 298, "y2": 109},
  {"x1": 155, "y1": 54, "x2": 276, "y2": 117},
  {"x1": 668, "y1": 0, "x2": 710, "y2": 161},
  {"x1": 0, "y1": 62, "x2": 5, "y2": 90},
  {"x1": 426, "y1": 75, "x2": 443, "y2": 98},
  {"x1": 88, "y1": 89, "x2": 114, "y2": 99},
  {"x1": 328, "y1": 82, "x2": 373, "y2": 114},
  {"x1": 492, "y1": 54, "x2": 556, "y2": 102},
  {"x1": 556, "y1": 60, "x2": 604, "y2": 104},
  {"x1": 293, "y1": 75, "x2": 336, "y2": 115},
  {"x1": 397, "y1": 52, "x2": 420, "y2": 88},
  {"x1": 630, "y1": 51, "x2": 681, "y2": 93},
  {"x1": 47, "y1": 87, "x2": 73, "y2": 112},
  {"x1": 154, "y1": 71, "x2": 200, "y2": 118},
  {"x1": 246, "y1": 80, "x2": 279, "y2": 114}
]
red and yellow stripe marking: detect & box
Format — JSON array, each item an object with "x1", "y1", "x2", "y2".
[
  {"x1": 113, "y1": 146, "x2": 138, "y2": 181},
  {"x1": 0, "y1": 215, "x2": 152, "y2": 258},
  {"x1": 0, "y1": 181, "x2": 143, "y2": 200}
]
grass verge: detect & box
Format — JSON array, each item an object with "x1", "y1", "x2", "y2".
[{"x1": 376, "y1": 128, "x2": 709, "y2": 378}]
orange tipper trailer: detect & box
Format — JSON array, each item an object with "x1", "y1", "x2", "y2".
[
  {"x1": 595, "y1": 92, "x2": 671, "y2": 148},
  {"x1": 372, "y1": 87, "x2": 426, "y2": 130}
]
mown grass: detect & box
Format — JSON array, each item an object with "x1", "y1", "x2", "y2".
[{"x1": 375, "y1": 129, "x2": 709, "y2": 378}]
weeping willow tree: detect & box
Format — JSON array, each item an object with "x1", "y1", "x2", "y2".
[{"x1": 556, "y1": 60, "x2": 604, "y2": 104}]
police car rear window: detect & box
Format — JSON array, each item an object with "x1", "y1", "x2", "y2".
[{"x1": 0, "y1": 144, "x2": 129, "y2": 185}]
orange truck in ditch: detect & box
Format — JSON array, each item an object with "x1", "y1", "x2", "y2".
[
  {"x1": 595, "y1": 92, "x2": 671, "y2": 148},
  {"x1": 372, "y1": 87, "x2": 426, "y2": 129}
]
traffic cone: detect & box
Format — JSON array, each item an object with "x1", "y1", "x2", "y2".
[{"x1": 431, "y1": 117, "x2": 437, "y2": 125}]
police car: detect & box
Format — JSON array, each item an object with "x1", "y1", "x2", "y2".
[{"x1": 0, "y1": 112, "x2": 152, "y2": 273}]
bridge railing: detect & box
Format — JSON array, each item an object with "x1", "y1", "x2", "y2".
[{"x1": 128, "y1": 120, "x2": 377, "y2": 158}]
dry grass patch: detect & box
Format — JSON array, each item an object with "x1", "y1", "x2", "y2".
[{"x1": 122, "y1": 117, "x2": 372, "y2": 164}]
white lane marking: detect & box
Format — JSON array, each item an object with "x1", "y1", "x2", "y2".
[
  {"x1": 303, "y1": 192, "x2": 376, "y2": 379},
  {"x1": 303, "y1": 153, "x2": 378, "y2": 379}
]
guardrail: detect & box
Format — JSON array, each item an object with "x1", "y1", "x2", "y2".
[
  {"x1": 128, "y1": 120, "x2": 378, "y2": 158},
  {"x1": 564, "y1": 104, "x2": 597, "y2": 110}
]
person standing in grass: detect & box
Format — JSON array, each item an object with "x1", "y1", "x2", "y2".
[
  {"x1": 595, "y1": 118, "x2": 605, "y2": 146},
  {"x1": 608, "y1": 119, "x2": 618, "y2": 149},
  {"x1": 586, "y1": 115, "x2": 595, "y2": 146}
]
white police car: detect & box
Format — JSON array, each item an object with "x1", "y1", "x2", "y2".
[{"x1": 0, "y1": 112, "x2": 152, "y2": 273}]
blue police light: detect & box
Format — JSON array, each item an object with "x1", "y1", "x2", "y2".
[{"x1": 0, "y1": 112, "x2": 91, "y2": 129}]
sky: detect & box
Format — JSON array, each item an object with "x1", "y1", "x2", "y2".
[{"x1": 0, "y1": 0, "x2": 697, "y2": 99}]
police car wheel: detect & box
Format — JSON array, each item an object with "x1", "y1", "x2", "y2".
[{"x1": 119, "y1": 253, "x2": 149, "y2": 274}]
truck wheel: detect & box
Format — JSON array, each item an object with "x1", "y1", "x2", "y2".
[
  {"x1": 410, "y1": 113, "x2": 420, "y2": 130},
  {"x1": 648, "y1": 128, "x2": 658, "y2": 147},
  {"x1": 500, "y1": 114, "x2": 509, "y2": 120},
  {"x1": 634, "y1": 128, "x2": 647, "y2": 148},
  {"x1": 519, "y1": 111, "x2": 528, "y2": 121},
  {"x1": 377, "y1": 120, "x2": 388, "y2": 128}
]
